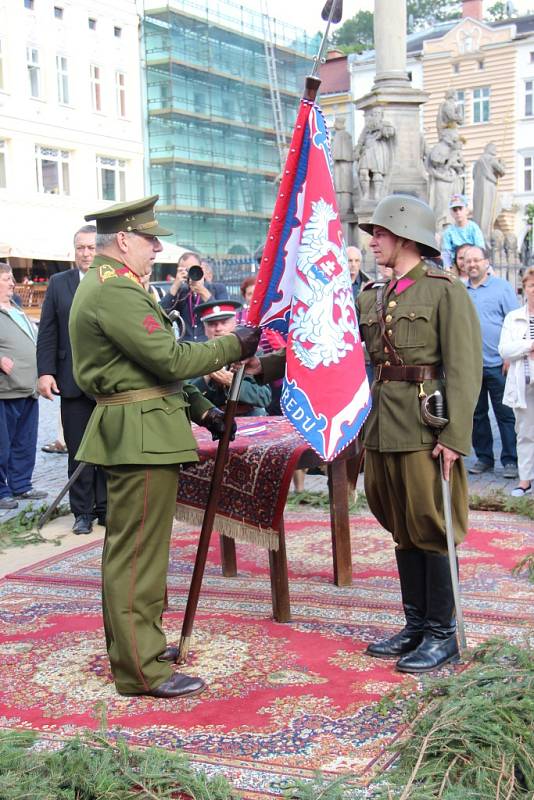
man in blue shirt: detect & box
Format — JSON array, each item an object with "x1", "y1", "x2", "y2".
[{"x1": 465, "y1": 245, "x2": 519, "y2": 477}]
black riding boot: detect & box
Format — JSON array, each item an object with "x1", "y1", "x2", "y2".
[
  {"x1": 396, "y1": 551, "x2": 459, "y2": 673},
  {"x1": 366, "y1": 549, "x2": 426, "y2": 658}
]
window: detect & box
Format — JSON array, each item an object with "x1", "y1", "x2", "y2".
[
  {"x1": 477, "y1": 59, "x2": 484, "y2": 70},
  {"x1": 54, "y1": 6, "x2": 63, "y2": 19},
  {"x1": 526, "y1": 80, "x2": 534, "y2": 117},
  {"x1": 24, "y1": 0, "x2": 34, "y2": 9},
  {"x1": 97, "y1": 156, "x2": 125, "y2": 201},
  {"x1": 455, "y1": 90, "x2": 465, "y2": 122},
  {"x1": 453, "y1": 63, "x2": 460, "y2": 74},
  {"x1": 0, "y1": 39, "x2": 4, "y2": 91},
  {"x1": 524, "y1": 156, "x2": 534, "y2": 192},
  {"x1": 90, "y1": 64, "x2": 101, "y2": 111},
  {"x1": 0, "y1": 140, "x2": 6, "y2": 188},
  {"x1": 530, "y1": 51, "x2": 534, "y2": 63},
  {"x1": 115, "y1": 71, "x2": 126, "y2": 117},
  {"x1": 35, "y1": 146, "x2": 70, "y2": 195},
  {"x1": 56, "y1": 55, "x2": 69, "y2": 104},
  {"x1": 473, "y1": 86, "x2": 490, "y2": 123},
  {"x1": 114, "y1": 26, "x2": 122, "y2": 38},
  {"x1": 27, "y1": 47, "x2": 41, "y2": 98},
  {"x1": 88, "y1": 17, "x2": 96, "y2": 30}
]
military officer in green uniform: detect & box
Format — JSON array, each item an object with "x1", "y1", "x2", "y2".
[
  {"x1": 69, "y1": 195, "x2": 260, "y2": 698},
  {"x1": 246, "y1": 194, "x2": 482, "y2": 674}
]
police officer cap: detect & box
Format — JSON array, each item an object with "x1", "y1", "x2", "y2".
[
  {"x1": 195, "y1": 299, "x2": 242, "y2": 323},
  {"x1": 359, "y1": 193, "x2": 440, "y2": 258},
  {"x1": 84, "y1": 194, "x2": 173, "y2": 236}
]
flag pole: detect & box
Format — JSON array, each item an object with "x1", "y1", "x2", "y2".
[
  {"x1": 178, "y1": 364, "x2": 245, "y2": 663},
  {"x1": 178, "y1": 0, "x2": 344, "y2": 665}
]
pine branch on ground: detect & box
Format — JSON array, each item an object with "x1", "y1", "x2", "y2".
[
  {"x1": 468, "y1": 490, "x2": 534, "y2": 519},
  {"x1": 0, "y1": 503, "x2": 67, "y2": 551},
  {"x1": 286, "y1": 491, "x2": 368, "y2": 512},
  {"x1": 512, "y1": 553, "x2": 534, "y2": 584},
  {"x1": 371, "y1": 638, "x2": 534, "y2": 799}
]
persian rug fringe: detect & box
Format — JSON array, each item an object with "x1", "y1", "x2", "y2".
[{"x1": 175, "y1": 503, "x2": 280, "y2": 551}]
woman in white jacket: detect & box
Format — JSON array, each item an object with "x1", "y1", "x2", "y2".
[{"x1": 498, "y1": 267, "x2": 534, "y2": 496}]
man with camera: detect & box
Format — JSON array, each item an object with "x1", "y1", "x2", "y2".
[{"x1": 160, "y1": 251, "x2": 229, "y2": 342}]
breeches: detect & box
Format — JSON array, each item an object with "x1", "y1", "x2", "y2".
[
  {"x1": 102, "y1": 463, "x2": 180, "y2": 694},
  {"x1": 364, "y1": 449, "x2": 469, "y2": 555}
]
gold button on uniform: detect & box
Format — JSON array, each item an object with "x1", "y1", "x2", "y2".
[
  {"x1": 409, "y1": 312, "x2": 415, "y2": 318},
  {"x1": 388, "y1": 301, "x2": 397, "y2": 308},
  {"x1": 384, "y1": 360, "x2": 390, "y2": 366},
  {"x1": 385, "y1": 314, "x2": 392, "y2": 323},
  {"x1": 388, "y1": 329, "x2": 393, "y2": 335}
]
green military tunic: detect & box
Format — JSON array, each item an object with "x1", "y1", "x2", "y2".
[
  {"x1": 69, "y1": 256, "x2": 242, "y2": 694},
  {"x1": 357, "y1": 261, "x2": 482, "y2": 553}
]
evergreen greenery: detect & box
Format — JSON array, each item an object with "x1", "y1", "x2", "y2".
[{"x1": 0, "y1": 503, "x2": 67, "y2": 551}]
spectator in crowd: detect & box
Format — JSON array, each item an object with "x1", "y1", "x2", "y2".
[
  {"x1": 191, "y1": 299, "x2": 271, "y2": 416},
  {"x1": 41, "y1": 412, "x2": 68, "y2": 454},
  {"x1": 498, "y1": 266, "x2": 534, "y2": 496},
  {"x1": 200, "y1": 259, "x2": 227, "y2": 298},
  {"x1": 159, "y1": 252, "x2": 229, "y2": 342},
  {"x1": 450, "y1": 242, "x2": 471, "y2": 283},
  {"x1": 465, "y1": 245, "x2": 519, "y2": 477},
  {"x1": 0, "y1": 262, "x2": 47, "y2": 510},
  {"x1": 347, "y1": 246, "x2": 369, "y2": 301},
  {"x1": 441, "y1": 194, "x2": 485, "y2": 270},
  {"x1": 37, "y1": 225, "x2": 107, "y2": 535}
]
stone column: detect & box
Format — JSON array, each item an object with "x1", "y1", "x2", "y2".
[
  {"x1": 374, "y1": 0, "x2": 409, "y2": 86},
  {"x1": 353, "y1": 0, "x2": 428, "y2": 235}
]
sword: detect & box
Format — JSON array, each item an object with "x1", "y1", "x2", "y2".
[
  {"x1": 37, "y1": 461, "x2": 87, "y2": 530},
  {"x1": 421, "y1": 390, "x2": 467, "y2": 652}
]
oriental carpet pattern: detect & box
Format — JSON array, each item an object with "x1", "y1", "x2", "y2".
[{"x1": 0, "y1": 509, "x2": 532, "y2": 798}]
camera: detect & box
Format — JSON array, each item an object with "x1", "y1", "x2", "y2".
[{"x1": 187, "y1": 265, "x2": 203, "y2": 282}]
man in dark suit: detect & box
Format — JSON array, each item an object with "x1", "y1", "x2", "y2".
[{"x1": 36, "y1": 225, "x2": 107, "y2": 534}]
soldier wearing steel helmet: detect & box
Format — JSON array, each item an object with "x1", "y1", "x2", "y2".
[{"x1": 357, "y1": 193, "x2": 482, "y2": 673}]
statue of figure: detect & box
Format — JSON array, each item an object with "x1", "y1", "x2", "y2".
[
  {"x1": 504, "y1": 231, "x2": 518, "y2": 265},
  {"x1": 490, "y1": 228, "x2": 505, "y2": 267},
  {"x1": 353, "y1": 108, "x2": 395, "y2": 201},
  {"x1": 332, "y1": 116, "x2": 354, "y2": 215},
  {"x1": 436, "y1": 89, "x2": 463, "y2": 138},
  {"x1": 426, "y1": 129, "x2": 458, "y2": 230},
  {"x1": 472, "y1": 143, "x2": 506, "y2": 243}
]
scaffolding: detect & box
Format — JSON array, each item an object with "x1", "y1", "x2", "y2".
[{"x1": 143, "y1": 0, "x2": 316, "y2": 261}]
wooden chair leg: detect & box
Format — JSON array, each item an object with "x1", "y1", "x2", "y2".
[
  {"x1": 219, "y1": 534, "x2": 237, "y2": 577},
  {"x1": 327, "y1": 459, "x2": 352, "y2": 587},
  {"x1": 268, "y1": 519, "x2": 291, "y2": 622}
]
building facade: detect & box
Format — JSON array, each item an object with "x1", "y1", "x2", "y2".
[
  {"x1": 0, "y1": 0, "x2": 149, "y2": 278},
  {"x1": 142, "y1": 0, "x2": 316, "y2": 260}
]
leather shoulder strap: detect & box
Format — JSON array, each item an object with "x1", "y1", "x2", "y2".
[{"x1": 376, "y1": 285, "x2": 404, "y2": 366}]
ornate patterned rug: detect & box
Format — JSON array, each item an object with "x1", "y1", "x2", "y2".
[{"x1": 1, "y1": 509, "x2": 533, "y2": 798}]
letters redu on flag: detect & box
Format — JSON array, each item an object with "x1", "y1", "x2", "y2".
[{"x1": 248, "y1": 98, "x2": 371, "y2": 461}]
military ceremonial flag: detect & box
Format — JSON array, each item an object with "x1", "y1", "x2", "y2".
[{"x1": 248, "y1": 96, "x2": 371, "y2": 461}]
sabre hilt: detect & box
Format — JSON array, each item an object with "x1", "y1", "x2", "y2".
[{"x1": 421, "y1": 390, "x2": 449, "y2": 433}]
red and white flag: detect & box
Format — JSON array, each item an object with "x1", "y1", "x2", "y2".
[{"x1": 248, "y1": 97, "x2": 370, "y2": 461}]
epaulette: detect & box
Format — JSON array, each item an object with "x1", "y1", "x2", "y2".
[
  {"x1": 362, "y1": 280, "x2": 386, "y2": 291},
  {"x1": 426, "y1": 268, "x2": 455, "y2": 282},
  {"x1": 98, "y1": 264, "x2": 117, "y2": 283}
]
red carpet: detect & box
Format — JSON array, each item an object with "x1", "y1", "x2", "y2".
[{"x1": 1, "y1": 509, "x2": 533, "y2": 798}]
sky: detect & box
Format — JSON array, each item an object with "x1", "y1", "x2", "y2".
[{"x1": 262, "y1": 0, "x2": 534, "y2": 34}]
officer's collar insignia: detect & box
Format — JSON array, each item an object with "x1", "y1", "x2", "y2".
[{"x1": 115, "y1": 266, "x2": 142, "y2": 285}]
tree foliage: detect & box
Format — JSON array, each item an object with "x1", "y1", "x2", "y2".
[{"x1": 332, "y1": 0, "x2": 462, "y2": 53}]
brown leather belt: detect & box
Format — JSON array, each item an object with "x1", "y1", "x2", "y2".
[
  {"x1": 374, "y1": 364, "x2": 441, "y2": 382},
  {"x1": 94, "y1": 380, "x2": 183, "y2": 406}
]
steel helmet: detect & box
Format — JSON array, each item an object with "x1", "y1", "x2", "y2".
[{"x1": 359, "y1": 194, "x2": 440, "y2": 258}]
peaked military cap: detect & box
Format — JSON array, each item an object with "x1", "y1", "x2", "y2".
[
  {"x1": 195, "y1": 299, "x2": 242, "y2": 323},
  {"x1": 84, "y1": 194, "x2": 172, "y2": 236}
]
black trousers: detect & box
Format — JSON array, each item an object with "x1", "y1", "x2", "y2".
[{"x1": 61, "y1": 395, "x2": 107, "y2": 518}]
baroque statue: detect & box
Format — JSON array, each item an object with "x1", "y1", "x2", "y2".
[
  {"x1": 472, "y1": 143, "x2": 506, "y2": 244},
  {"x1": 426, "y1": 129, "x2": 464, "y2": 230},
  {"x1": 436, "y1": 89, "x2": 463, "y2": 138},
  {"x1": 353, "y1": 108, "x2": 395, "y2": 201},
  {"x1": 332, "y1": 116, "x2": 354, "y2": 215}
]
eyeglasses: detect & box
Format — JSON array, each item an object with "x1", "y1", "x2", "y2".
[{"x1": 133, "y1": 232, "x2": 160, "y2": 243}]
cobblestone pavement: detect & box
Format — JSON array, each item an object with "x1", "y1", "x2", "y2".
[{"x1": 0, "y1": 396, "x2": 517, "y2": 523}]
